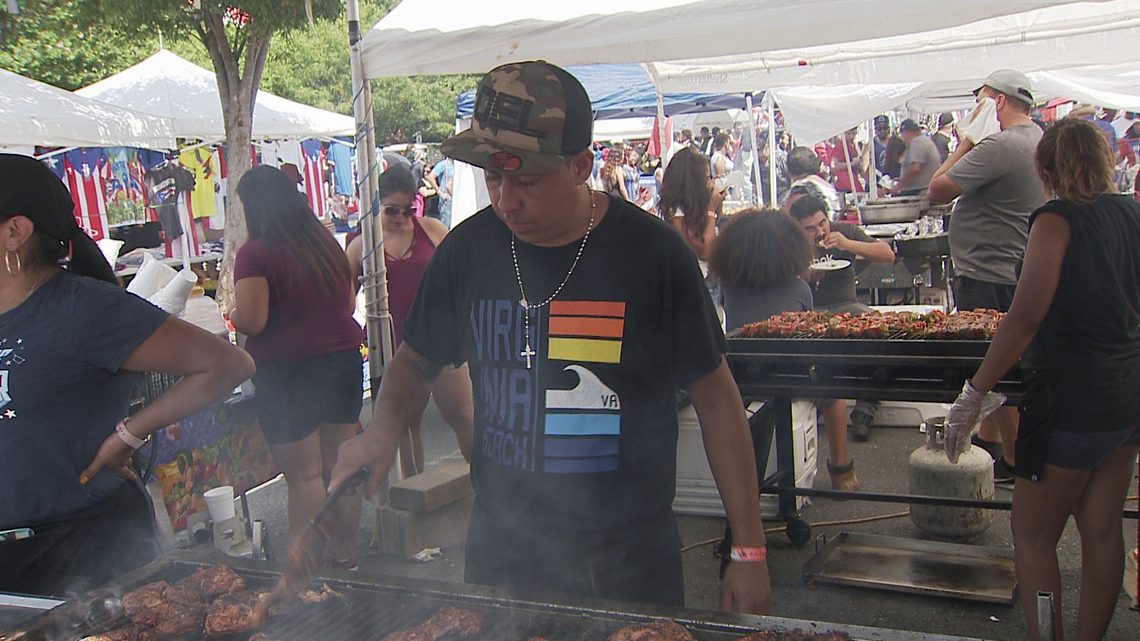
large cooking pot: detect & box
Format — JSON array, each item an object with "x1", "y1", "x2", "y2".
[
  {"x1": 895, "y1": 232, "x2": 951, "y2": 258},
  {"x1": 861, "y1": 198, "x2": 923, "y2": 224}
]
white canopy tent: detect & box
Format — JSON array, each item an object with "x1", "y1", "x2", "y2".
[
  {"x1": 0, "y1": 67, "x2": 175, "y2": 149},
  {"x1": 358, "y1": 0, "x2": 1085, "y2": 78},
  {"x1": 649, "y1": 1, "x2": 1139, "y2": 92},
  {"x1": 646, "y1": 0, "x2": 1140, "y2": 143},
  {"x1": 76, "y1": 50, "x2": 355, "y2": 140}
]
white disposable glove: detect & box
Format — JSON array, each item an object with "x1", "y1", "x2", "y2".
[
  {"x1": 944, "y1": 381, "x2": 1007, "y2": 464},
  {"x1": 955, "y1": 98, "x2": 1002, "y2": 145}
]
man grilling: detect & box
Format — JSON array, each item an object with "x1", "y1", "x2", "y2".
[
  {"x1": 928, "y1": 69, "x2": 1046, "y2": 483},
  {"x1": 330, "y1": 61, "x2": 770, "y2": 614}
]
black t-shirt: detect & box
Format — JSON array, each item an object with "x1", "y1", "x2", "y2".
[
  {"x1": 403, "y1": 195, "x2": 725, "y2": 533},
  {"x1": 811, "y1": 221, "x2": 873, "y2": 308},
  {"x1": 144, "y1": 163, "x2": 196, "y2": 240}
]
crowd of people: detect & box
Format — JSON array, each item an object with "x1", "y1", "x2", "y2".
[{"x1": 2, "y1": 60, "x2": 1138, "y2": 641}]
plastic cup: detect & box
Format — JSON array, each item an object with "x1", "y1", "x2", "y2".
[{"x1": 203, "y1": 485, "x2": 236, "y2": 522}]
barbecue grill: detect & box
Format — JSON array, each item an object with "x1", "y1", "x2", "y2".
[
  {"x1": 725, "y1": 336, "x2": 1137, "y2": 541},
  {"x1": 726, "y1": 335, "x2": 1021, "y2": 544},
  {"x1": 0, "y1": 550, "x2": 981, "y2": 641}
]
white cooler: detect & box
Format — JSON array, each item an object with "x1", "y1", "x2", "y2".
[{"x1": 674, "y1": 400, "x2": 818, "y2": 518}]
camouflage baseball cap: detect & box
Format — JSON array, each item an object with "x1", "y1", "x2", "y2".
[{"x1": 441, "y1": 61, "x2": 592, "y2": 175}]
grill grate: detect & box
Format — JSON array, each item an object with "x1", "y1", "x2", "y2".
[{"x1": 2, "y1": 551, "x2": 971, "y2": 641}]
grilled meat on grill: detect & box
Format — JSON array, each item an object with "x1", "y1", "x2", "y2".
[
  {"x1": 380, "y1": 607, "x2": 483, "y2": 641},
  {"x1": 120, "y1": 581, "x2": 168, "y2": 619},
  {"x1": 189, "y1": 564, "x2": 247, "y2": 599},
  {"x1": 608, "y1": 619, "x2": 696, "y2": 641},
  {"x1": 298, "y1": 582, "x2": 345, "y2": 604},
  {"x1": 162, "y1": 576, "x2": 204, "y2": 607},
  {"x1": 148, "y1": 603, "x2": 206, "y2": 637},
  {"x1": 203, "y1": 590, "x2": 271, "y2": 637},
  {"x1": 419, "y1": 606, "x2": 483, "y2": 639},
  {"x1": 79, "y1": 626, "x2": 159, "y2": 641}
]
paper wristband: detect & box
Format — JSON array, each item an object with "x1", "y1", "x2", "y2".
[
  {"x1": 729, "y1": 546, "x2": 768, "y2": 562},
  {"x1": 115, "y1": 419, "x2": 148, "y2": 450}
]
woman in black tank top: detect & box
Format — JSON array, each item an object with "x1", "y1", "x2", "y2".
[{"x1": 945, "y1": 118, "x2": 1140, "y2": 640}]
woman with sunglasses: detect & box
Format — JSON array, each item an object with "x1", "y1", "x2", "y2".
[
  {"x1": 230, "y1": 166, "x2": 365, "y2": 569},
  {"x1": 346, "y1": 166, "x2": 473, "y2": 478}
]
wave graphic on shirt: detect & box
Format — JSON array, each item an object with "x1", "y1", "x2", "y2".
[{"x1": 543, "y1": 365, "x2": 620, "y2": 474}]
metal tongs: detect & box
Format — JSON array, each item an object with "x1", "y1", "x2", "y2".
[{"x1": 260, "y1": 466, "x2": 370, "y2": 612}]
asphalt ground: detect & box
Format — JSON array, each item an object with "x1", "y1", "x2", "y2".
[{"x1": 242, "y1": 399, "x2": 1140, "y2": 640}]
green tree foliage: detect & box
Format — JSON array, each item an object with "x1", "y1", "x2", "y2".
[
  {"x1": 0, "y1": 0, "x2": 157, "y2": 89},
  {"x1": 255, "y1": 2, "x2": 475, "y2": 144},
  {"x1": 2, "y1": 1, "x2": 474, "y2": 144}
]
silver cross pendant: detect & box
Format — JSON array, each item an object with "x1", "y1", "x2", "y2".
[{"x1": 520, "y1": 341, "x2": 537, "y2": 369}]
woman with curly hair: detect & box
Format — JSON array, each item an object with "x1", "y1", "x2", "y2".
[
  {"x1": 710, "y1": 208, "x2": 857, "y2": 490},
  {"x1": 709, "y1": 208, "x2": 813, "y2": 330},
  {"x1": 659, "y1": 147, "x2": 723, "y2": 261}
]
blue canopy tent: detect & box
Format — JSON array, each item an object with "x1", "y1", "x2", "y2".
[{"x1": 456, "y1": 63, "x2": 754, "y2": 120}]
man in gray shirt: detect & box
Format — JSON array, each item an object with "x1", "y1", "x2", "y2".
[
  {"x1": 928, "y1": 69, "x2": 1046, "y2": 482},
  {"x1": 893, "y1": 118, "x2": 941, "y2": 197}
]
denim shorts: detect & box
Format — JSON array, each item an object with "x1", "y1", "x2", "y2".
[
  {"x1": 252, "y1": 349, "x2": 363, "y2": 445},
  {"x1": 1046, "y1": 425, "x2": 1140, "y2": 470}
]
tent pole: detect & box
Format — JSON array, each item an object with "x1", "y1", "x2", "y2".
[
  {"x1": 869, "y1": 119, "x2": 880, "y2": 200},
  {"x1": 347, "y1": 0, "x2": 391, "y2": 389},
  {"x1": 840, "y1": 135, "x2": 861, "y2": 220},
  {"x1": 655, "y1": 88, "x2": 667, "y2": 167},
  {"x1": 766, "y1": 96, "x2": 778, "y2": 209},
  {"x1": 745, "y1": 92, "x2": 762, "y2": 207}
]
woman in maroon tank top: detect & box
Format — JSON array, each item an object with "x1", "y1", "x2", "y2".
[{"x1": 347, "y1": 167, "x2": 474, "y2": 478}]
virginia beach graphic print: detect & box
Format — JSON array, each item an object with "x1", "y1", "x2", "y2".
[{"x1": 469, "y1": 299, "x2": 626, "y2": 475}]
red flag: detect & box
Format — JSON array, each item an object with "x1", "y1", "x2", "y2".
[{"x1": 648, "y1": 116, "x2": 673, "y2": 157}]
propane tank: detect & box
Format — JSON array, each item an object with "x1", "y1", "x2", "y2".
[{"x1": 909, "y1": 417, "x2": 994, "y2": 539}]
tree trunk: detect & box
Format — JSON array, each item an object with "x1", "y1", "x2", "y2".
[{"x1": 199, "y1": 13, "x2": 271, "y2": 313}]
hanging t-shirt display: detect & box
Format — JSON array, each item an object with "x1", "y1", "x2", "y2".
[
  {"x1": 62, "y1": 149, "x2": 112, "y2": 242},
  {"x1": 178, "y1": 148, "x2": 219, "y2": 220},
  {"x1": 328, "y1": 141, "x2": 355, "y2": 197},
  {"x1": 144, "y1": 161, "x2": 195, "y2": 241},
  {"x1": 300, "y1": 140, "x2": 327, "y2": 219},
  {"x1": 104, "y1": 148, "x2": 148, "y2": 221}
]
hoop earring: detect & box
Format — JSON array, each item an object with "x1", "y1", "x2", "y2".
[{"x1": 4, "y1": 249, "x2": 20, "y2": 278}]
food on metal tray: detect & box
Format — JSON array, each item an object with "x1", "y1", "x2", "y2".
[
  {"x1": 79, "y1": 626, "x2": 159, "y2": 641},
  {"x1": 738, "y1": 309, "x2": 1004, "y2": 340},
  {"x1": 248, "y1": 634, "x2": 283, "y2": 641},
  {"x1": 607, "y1": 619, "x2": 696, "y2": 641},
  {"x1": 380, "y1": 606, "x2": 484, "y2": 641},
  {"x1": 732, "y1": 630, "x2": 850, "y2": 641},
  {"x1": 204, "y1": 590, "x2": 271, "y2": 637}
]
